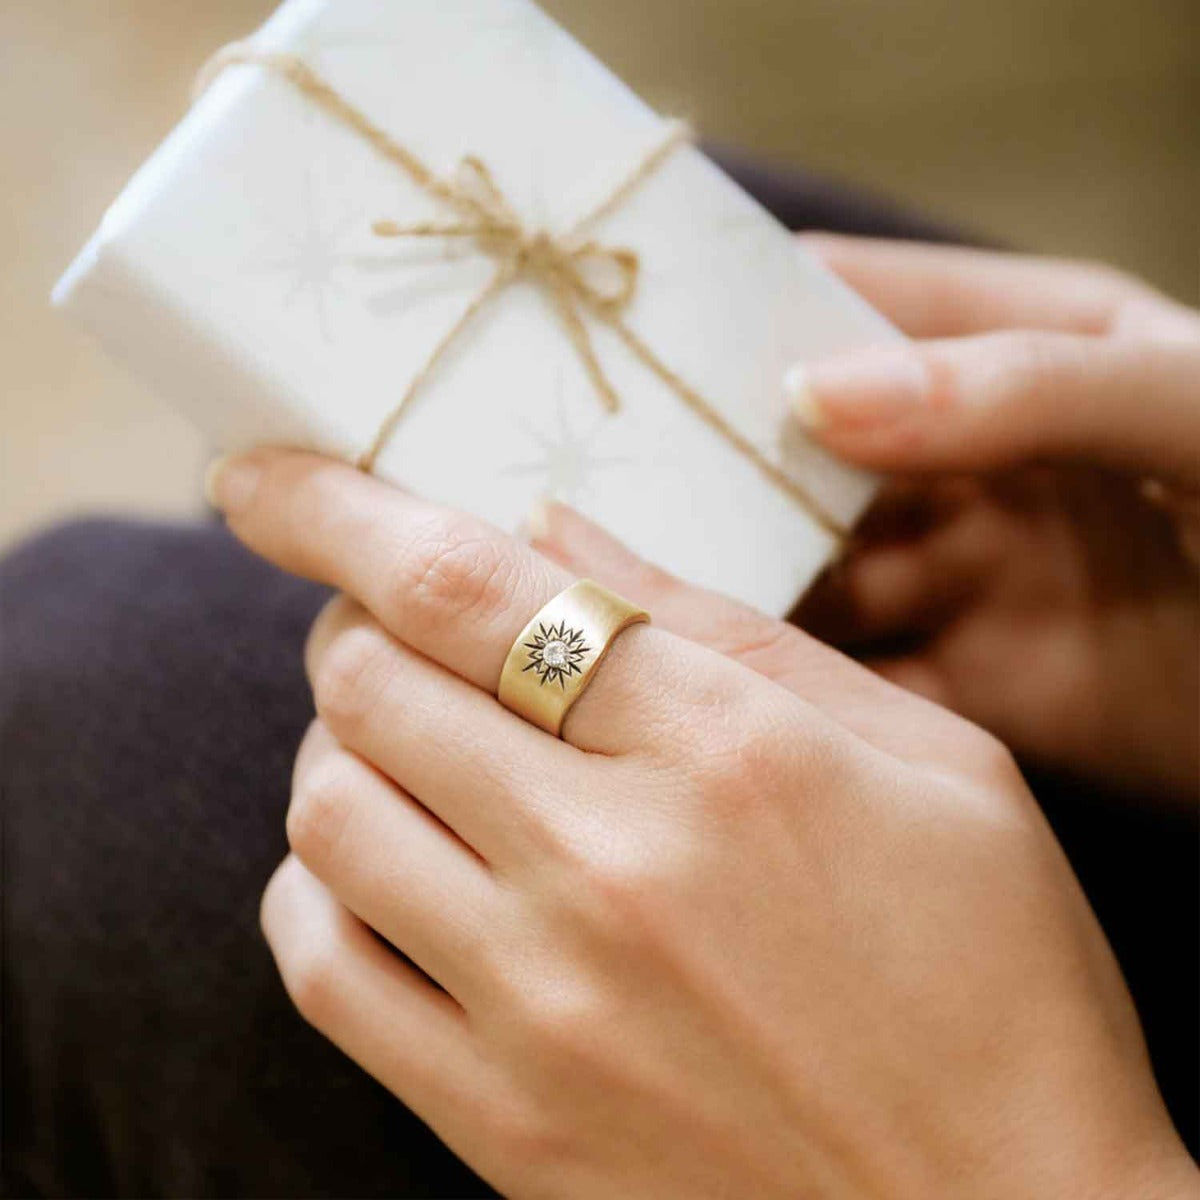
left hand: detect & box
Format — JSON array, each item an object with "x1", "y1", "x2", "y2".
[
  {"x1": 789, "y1": 236, "x2": 1200, "y2": 805},
  {"x1": 208, "y1": 449, "x2": 1194, "y2": 1200}
]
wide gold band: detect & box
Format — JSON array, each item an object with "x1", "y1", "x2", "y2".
[{"x1": 497, "y1": 579, "x2": 650, "y2": 737}]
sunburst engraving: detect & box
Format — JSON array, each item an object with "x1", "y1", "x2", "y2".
[{"x1": 522, "y1": 621, "x2": 591, "y2": 688}]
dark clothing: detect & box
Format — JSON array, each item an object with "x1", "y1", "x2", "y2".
[{"x1": 2, "y1": 160, "x2": 1195, "y2": 1198}]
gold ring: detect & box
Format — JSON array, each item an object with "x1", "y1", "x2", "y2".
[{"x1": 497, "y1": 579, "x2": 649, "y2": 736}]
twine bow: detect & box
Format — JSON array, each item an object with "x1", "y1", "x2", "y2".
[
  {"x1": 196, "y1": 44, "x2": 845, "y2": 538},
  {"x1": 370, "y1": 150, "x2": 652, "y2": 424}
]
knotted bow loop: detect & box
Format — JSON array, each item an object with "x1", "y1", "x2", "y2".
[
  {"x1": 452, "y1": 156, "x2": 519, "y2": 227},
  {"x1": 370, "y1": 157, "x2": 523, "y2": 242},
  {"x1": 445, "y1": 158, "x2": 640, "y2": 313},
  {"x1": 371, "y1": 153, "x2": 642, "y2": 416},
  {"x1": 564, "y1": 241, "x2": 639, "y2": 312}
]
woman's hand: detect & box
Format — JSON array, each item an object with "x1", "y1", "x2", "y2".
[
  {"x1": 789, "y1": 236, "x2": 1200, "y2": 804},
  {"x1": 208, "y1": 450, "x2": 1194, "y2": 1199}
]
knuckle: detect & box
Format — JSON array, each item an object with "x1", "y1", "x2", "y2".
[
  {"x1": 970, "y1": 726, "x2": 1022, "y2": 786},
  {"x1": 397, "y1": 516, "x2": 520, "y2": 628},
  {"x1": 522, "y1": 982, "x2": 605, "y2": 1053},
  {"x1": 258, "y1": 860, "x2": 291, "y2": 941},
  {"x1": 259, "y1": 864, "x2": 345, "y2": 1030},
  {"x1": 286, "y1": 752, "x2": 357, "y2": 866},
  {"x1": 571, "y1": 841, "x2": 686, "y2": 951},
  {"x1": 696, "y1": 701, "x2": 815, "y2": 800},
  {"x1": 282, "y1": 936, "x2": 344, "y2": 1030},
  {"x1": 524, "y1": 816, "x2": 688, "y2": 964},
  {"x1": 463, "y1": 934, "x2": 514, "y2": 1000},
  {"x1": 505, "y1": 974, "x2": 621, "y2": 1092},
  {"x1": 304, "y1": 593, "x2": 359, "y2": 678},
  {"x1": 582, "y1": 841, "x2": 663, "y2": 904},
  {"x1": 311, "y1": 623, "x2": 390, "y2": 736},
  {"x1": 481, "y1": 1102, "x2": 567, "y2": 1176}
]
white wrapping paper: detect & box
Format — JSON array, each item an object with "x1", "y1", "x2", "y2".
[{"x1": 53, "y1": 0, "x2": 899, "y2": 616}]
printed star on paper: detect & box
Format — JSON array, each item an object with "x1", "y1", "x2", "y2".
[
  {"x1": 255, "y1": 172, "x2": 359, "y2": 341},
  {"x1": 503, "y1": 392, "x2": 629, "y2": 504}
]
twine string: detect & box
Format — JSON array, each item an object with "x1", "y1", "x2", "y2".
[{"x1": 195, "y1": 42, "x2": 845, "y2": 538}]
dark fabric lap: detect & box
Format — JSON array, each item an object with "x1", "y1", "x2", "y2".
[
  {"x1": 2, "y1": 161, "x2": 1194, "y2": 1198},
  {"x1": 2, "y1": 520, "x2": 486, "y2": 1198}
]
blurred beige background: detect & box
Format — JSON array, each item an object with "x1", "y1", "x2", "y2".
[{"x1": 2, "y1": 0, "x2": 1197, "y2": 549}]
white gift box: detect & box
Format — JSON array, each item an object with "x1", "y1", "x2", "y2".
[{"x1": 53, "y1": 0, "x2": 898, "y2": 616}]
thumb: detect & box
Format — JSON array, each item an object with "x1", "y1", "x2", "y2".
[{"x1": 786, "y1": 330, "x2": 1200, "y2": 486}]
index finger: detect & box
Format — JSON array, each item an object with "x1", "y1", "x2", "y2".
[
  {"x1": 205, "y1": 448, "x2": 756, "y2": 757},
  {"x1": 801, "y1": 234, "x2": 1156, "y2": 339}
]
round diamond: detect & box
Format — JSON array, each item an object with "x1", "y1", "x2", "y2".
[{"x1": 541, "y1": 639, "x2": 571, "y2": 668}]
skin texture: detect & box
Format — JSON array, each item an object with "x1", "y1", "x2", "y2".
[
  {"x1": 791, "y1": 236, "x2": 1200, "y2": 806},
  {"x1": 207, "y1": 445, "x2": 1197, "y2": 1199}
]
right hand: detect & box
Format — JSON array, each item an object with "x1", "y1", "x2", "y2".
[
  {"x1": 790, "y1": 237, "x2": 1200, "y2": 804},
  {"x1": 209, "y1": 449, "x2": 1195, "y2": 1199}
]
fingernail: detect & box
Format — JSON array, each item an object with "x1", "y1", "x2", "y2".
[
  {"x1": 785, "y1": 343, "x2": 930, "y2": 430},
  {"x1": 525, "y1": 495, "x2": 553, "y2": 543},
  {"x1": 782, "y1": 363, "x2": 827, "y2": 430},
  {"x1": 204, "y1": 453, "x2": 261, "y2": 514}
]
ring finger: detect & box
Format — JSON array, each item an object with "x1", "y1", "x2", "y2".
[{"x1": 208, "y1": 448, "x2": 738, "y2": 757}]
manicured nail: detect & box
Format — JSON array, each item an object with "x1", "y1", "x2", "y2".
[
  {"x1": 782, "y1": 363, "x2": 827, "y2": 430},
  {"x1": 525, "y1": 496, "x2": 553, "y2": 542},
  {"x1": 784, "y1": 343, "x2": 930, "y2": 430},
  {"x1": 204, "y1": 453, "x2": 261, "y2": 514}
]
